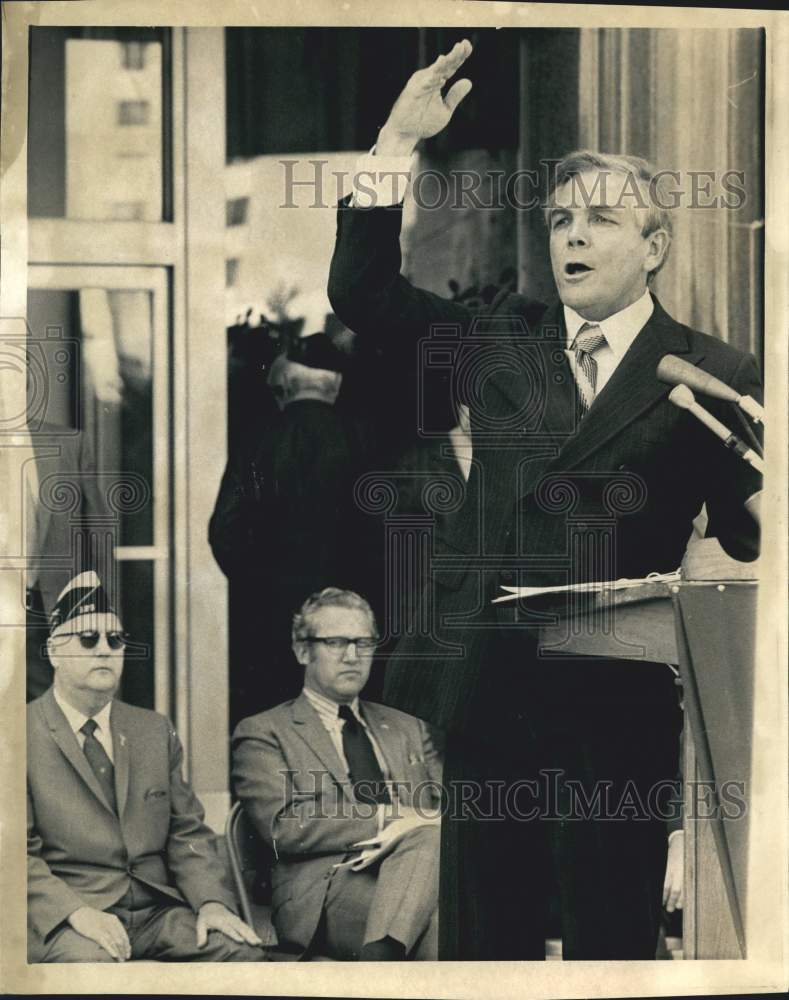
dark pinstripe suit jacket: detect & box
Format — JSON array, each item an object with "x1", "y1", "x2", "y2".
[{"x1": 328, "y1": 201, "x2": 761, "y2": 732}]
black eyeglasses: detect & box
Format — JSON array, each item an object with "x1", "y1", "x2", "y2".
[
  {"x1": 56, "y1": 630, "x2": 129, "y2": 650},
  {"x1": 304, "y1": 636, "x2": 379, "y2": 655}
]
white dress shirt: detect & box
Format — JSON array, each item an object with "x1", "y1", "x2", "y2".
[
  {"x1": 53, "y1": 688, "x2": 114, "y2": 763},
  {"x1": 563, "y1": 290, "x2": 654, "y2": 401},
  {"x1": 351, "y1": 148, "x2": 414, "y2": 208},
  {"x1": 303, "y1": 685, "x2": 391, "y2": 831}
]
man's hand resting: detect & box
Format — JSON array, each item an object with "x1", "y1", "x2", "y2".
[
  {"x1": 662, "y1": 832, "x2": 684, "y2": 913},
  {"x1": 376, "y1": 39, "x2": 474, "y2": 157},
  {"x1": 195, "y1": 901, "x2": 262, "y2": 949},
  {"x1": 334, "y1": 806, "x2": 440, "y2": 873},
  {"x1": 67, "y1": 906, "x2": 131, "y2": 962}
]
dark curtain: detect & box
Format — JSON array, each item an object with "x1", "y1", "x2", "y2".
[{"x1": 226, "y1": 28, "x2": 419, "y2": 159}]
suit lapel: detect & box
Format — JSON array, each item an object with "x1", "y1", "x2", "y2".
[
  {"x1": 110, "y1": 701, "x2": 130, "y2": 818},
  {"x1": 484, "y1": 301, "x2": 579, "y2": 496},
  {"x1": 41, "y1": 689, "x2": 117, "y2": 815},
  {"x1": 291, "y1": 693, "x2": 352, "y2": 796},
  {"x1": 553, "y1": 298, "x2": 702, "y2": 472},
  {"x1": 359, "y1": 702, "x2": 402, "y2": 780}
]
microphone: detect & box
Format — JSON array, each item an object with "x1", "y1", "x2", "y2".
[
  {"x1": 668, "y1": 385, "x2": 764, "y2": 474},
  {"x1": 658, "y1": 355, "x2": 764, "y2": 424}
]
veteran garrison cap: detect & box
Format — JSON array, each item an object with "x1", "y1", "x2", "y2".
[{"x1": 49, "y1": 570, "x2": 115, "y2": 633}]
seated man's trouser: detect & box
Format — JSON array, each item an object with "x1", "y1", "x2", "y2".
[
  {"x1": 282, "y1": 823, "x2": 439, "y2": 960},
  {"x1": 29, "y1": 878, "x2": 265, "y2": 963}
]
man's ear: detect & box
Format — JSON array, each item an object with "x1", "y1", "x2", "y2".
[
  {"x1": 293, "y1": 640, "x2": 309, "y2": 667},
  {"x1": 644, "y1": 228, "x2": 669, "y2": 276},
  {"x1": 45, "y1": 636, "x2": 57, "y2": 669}
]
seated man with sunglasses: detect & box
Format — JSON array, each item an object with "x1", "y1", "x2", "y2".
[
  {"x1": 232, "y1": 587, "x2": 442, "y2": 960},
  {"x1": 27, "y1": 571, "x2": 265, "y2": 963}
]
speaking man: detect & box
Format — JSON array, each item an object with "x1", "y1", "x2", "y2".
[
  {"x1": 327, "y1": 40, "x2": 761, "y2": 959},
  {"x1": 27, "y1": 571, "x2": 265, "y2": 963}
]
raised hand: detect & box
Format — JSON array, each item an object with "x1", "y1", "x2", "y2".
[
  {"x1": 377, "y1": 39, "x2": 474, "y2": 156},
  {"x1": 67, "y1": 905, "x2": 131, "y2": 962}
]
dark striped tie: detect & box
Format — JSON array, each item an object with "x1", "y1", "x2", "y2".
[
  {"x1": 80, "y1": 718, "x2": 117, "y2": 813},
  {"x1": 571, "y1": 323, "x2": 607, "y2": 413}
]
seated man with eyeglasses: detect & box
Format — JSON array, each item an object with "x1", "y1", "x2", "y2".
[
  {"x1": 27, "y1": 571, "x2": 266, "y2": 963},
  {"x1": 232, "y1": 587, "x2": 442, "y2": 961}
]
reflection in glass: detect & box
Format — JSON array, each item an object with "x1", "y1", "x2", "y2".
[
  {"x1": 28, "y1": 28, "x2": 167, "y2": 221},
  {"x1": 26, "y1": 287, "x2": 155, "y2": 547}
]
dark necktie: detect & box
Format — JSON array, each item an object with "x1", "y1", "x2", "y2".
[
  {"x1": 571, "y1": 323, "x2": 606, "y2": 414},
  {"x1": 80, "y1": 718, "x2": 117, "y2": 813},
  {"x1": 338, "y1": 705, "x2": 391, "y2": 806}
]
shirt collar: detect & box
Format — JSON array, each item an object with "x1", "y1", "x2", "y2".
[
  {"x1": 53, "y1": 687, "x2": 113, "y2": 738},
  {"x1": 303, "y1": 686, "x2": 362, "y2": 724},
  {"x1": 564, "y1": 290, "x2": 654, "y2": 361}
]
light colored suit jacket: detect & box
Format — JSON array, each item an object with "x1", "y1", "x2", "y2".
[
  {"x1": 27, "y1": 689, "x2": 236, "y2": 940},
  {"x1": 232, "y1": 693, "x2": 442, "y2": 951}
]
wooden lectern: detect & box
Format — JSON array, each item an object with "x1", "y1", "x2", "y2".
[{"x1": 537, "y1": 577, "x2": 757, "y2": 959}]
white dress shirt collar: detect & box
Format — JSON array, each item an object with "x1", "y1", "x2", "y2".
[
  {"x1": 564, "y1": 289, "x2": 654, "y2": 361},
  {"x1": 53, "y1": 688, "x2": 114, "y2": 756},
  {"x1": 302, "y1": 685, "x2": 362, "y2": 725}
]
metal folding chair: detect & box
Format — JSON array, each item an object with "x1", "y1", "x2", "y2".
[{"x1": 224, "y1": 801, "x2": 275, "y2": 933}]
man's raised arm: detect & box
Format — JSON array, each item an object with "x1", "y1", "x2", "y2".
[
  {"x1": 327, "y1": 41, "x2": 475, "y2": 347},
  {"x1": 375, "y1": 39, "x2": 473, "y2": 158}
]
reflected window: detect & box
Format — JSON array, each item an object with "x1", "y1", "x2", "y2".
[
  {"x1": 28, "y1": 27, "x2": 169, "y2": 221},
  {"x1": 117, "y1": 100, "x2": 151, "y2": 126},
  {"x1": 226, "y1": 259, "x2": 240, "y2": 288},
  {"x1": 226, "y1": 197, "x2": 249, "y2": 226},
  {"x1": 121, "y1": 41, "x2": 146, "y2": 71}
]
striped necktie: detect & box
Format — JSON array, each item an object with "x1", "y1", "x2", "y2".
[
  {"x1": 571, "y1": 323, "x2": 607, "y2": 413},
  {"x1": 80, "y1": 718, "x2": 117, "y2": 812}
]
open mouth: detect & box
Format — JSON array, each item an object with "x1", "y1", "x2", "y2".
[{"x1": 564, "y1": 262, "x2": 594, "y2": 277}]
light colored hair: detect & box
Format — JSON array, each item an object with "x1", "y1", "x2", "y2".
[
  {"x1": 545, "y1": 150, "x2": 673, "y2": 278},
  {"x1": 292, "y1": 588, "x2": 377, "y2": 645}
]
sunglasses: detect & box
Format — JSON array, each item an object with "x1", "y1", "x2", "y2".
[{"x1": 56, "y1": 630, "x2": 129, "y2": 650}]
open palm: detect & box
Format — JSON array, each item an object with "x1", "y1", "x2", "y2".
[{"x1": 384, "y1": 39, "x2": 473, "y2": 143}]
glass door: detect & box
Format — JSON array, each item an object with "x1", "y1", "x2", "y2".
[{"x1": 26, "y1": 265, "x2": 170, "y2": 711}]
